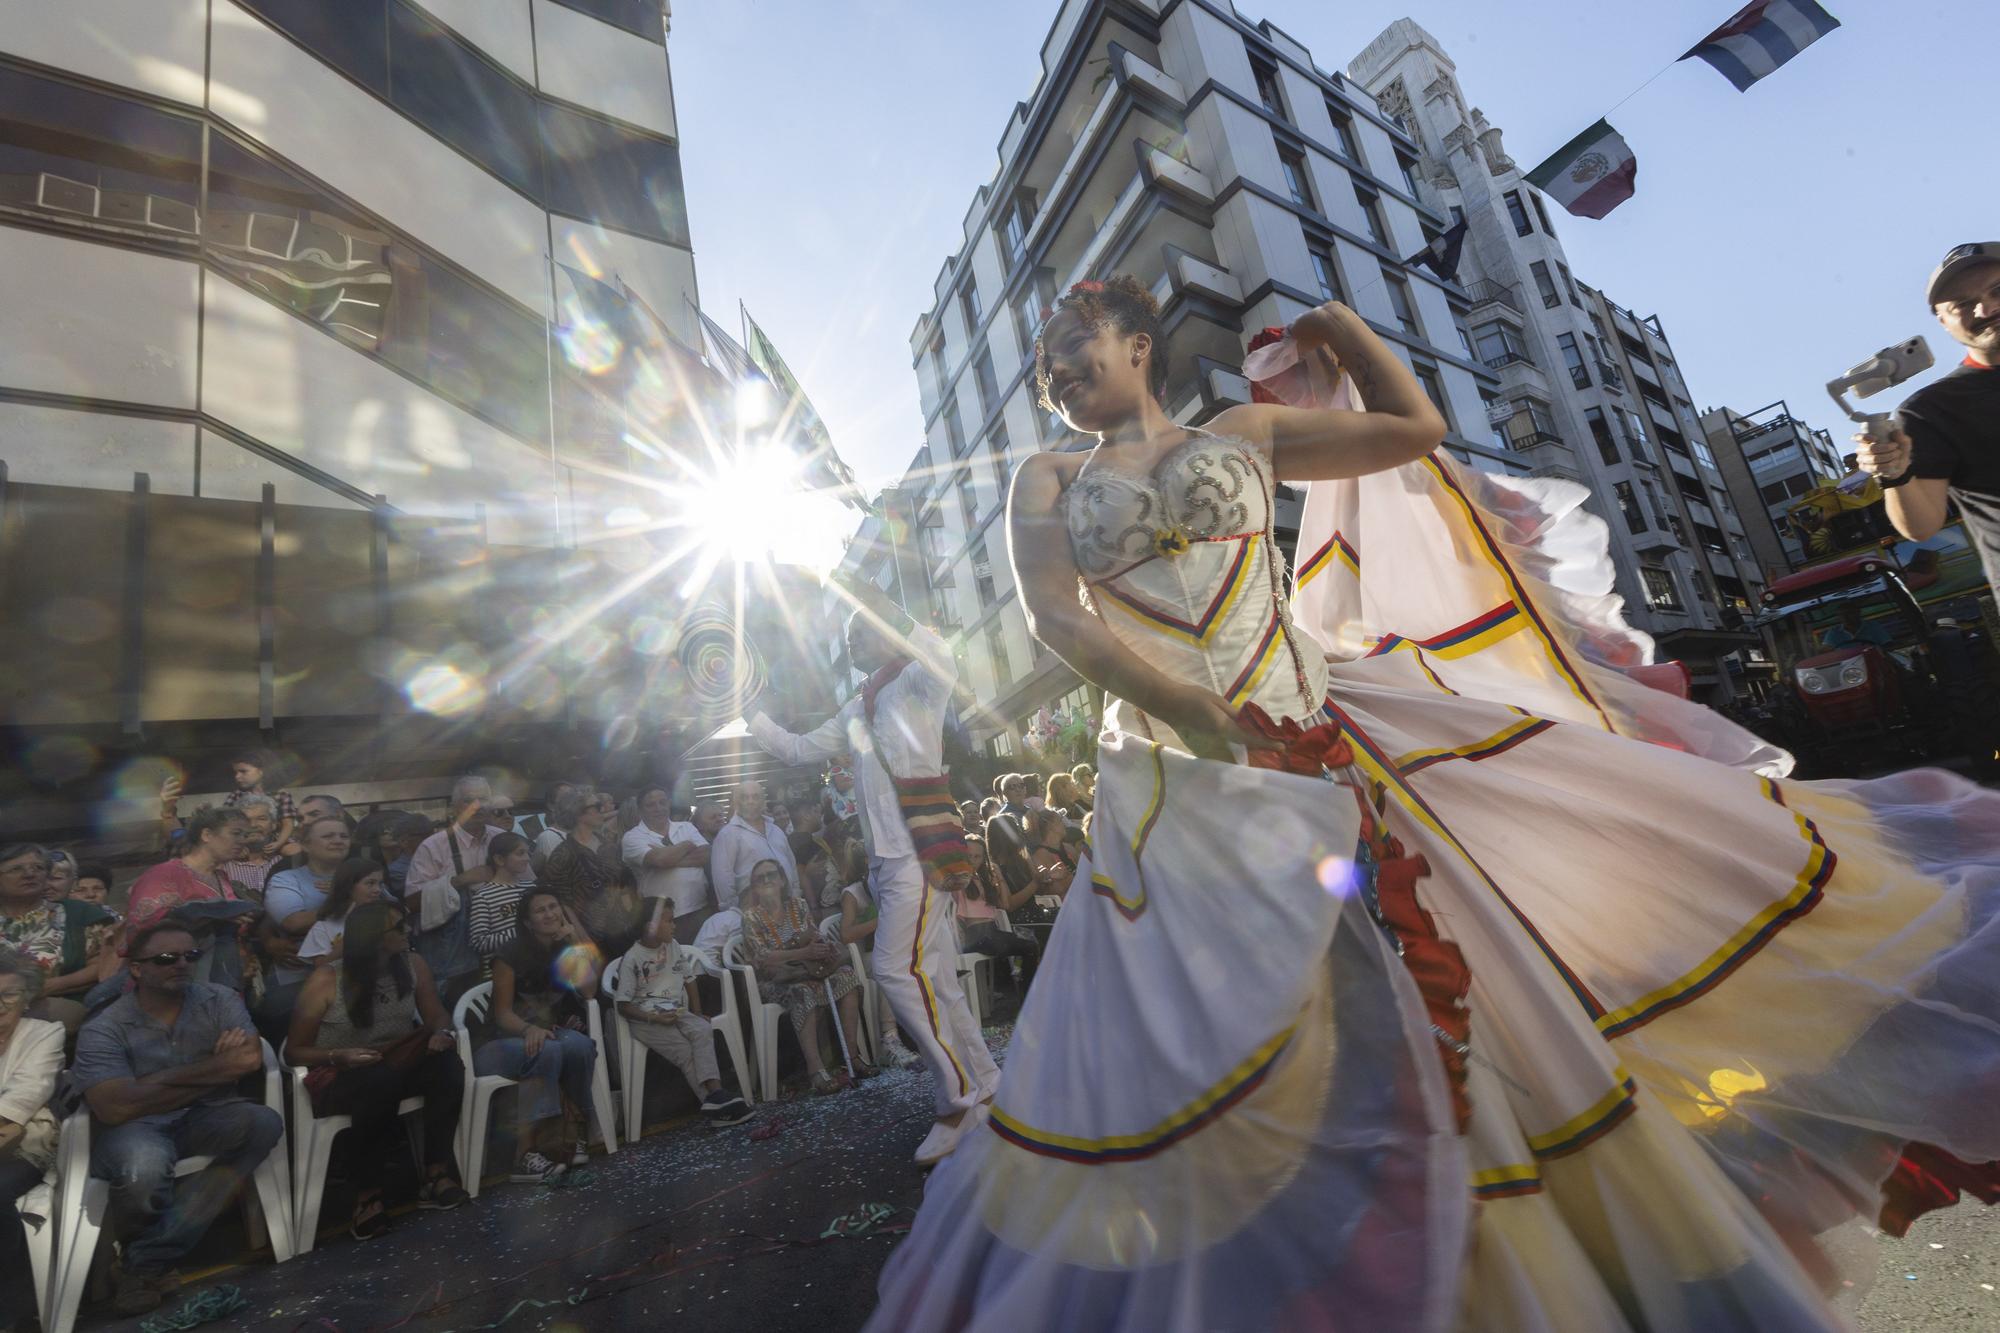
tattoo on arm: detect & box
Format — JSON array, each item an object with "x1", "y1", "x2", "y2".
[{"x1": 1348, "y1": 350, "x2": 1379, "y2": 401}]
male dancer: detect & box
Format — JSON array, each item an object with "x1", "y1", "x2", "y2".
[{"x1": 749, "y1": 605, "x2": 1000, "y2": 1164}]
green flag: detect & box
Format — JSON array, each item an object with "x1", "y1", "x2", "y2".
[{"x1": 741, "y1": 305, "x2": 869, "y2": 512}]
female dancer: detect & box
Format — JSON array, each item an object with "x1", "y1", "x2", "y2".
[{"x1": 871, "y1": 276, "x2": 2000, "y2": 1332}]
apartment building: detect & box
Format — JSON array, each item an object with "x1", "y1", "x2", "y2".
[
  {"x1": 1352, "y1": 18, "x2": 1768, "y2": 695},
  {"x1": 901, "y1": 0, "x2": 1514, "y2": 753}
]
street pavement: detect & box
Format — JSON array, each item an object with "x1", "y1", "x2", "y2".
[{"x1": 1857, "y1": 1205, "x2": 2000, "y2": 1331}]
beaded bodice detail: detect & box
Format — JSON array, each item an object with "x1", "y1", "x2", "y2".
[{"x1": 1063, "y1": 433, "x2": 1328, "y2": 729}]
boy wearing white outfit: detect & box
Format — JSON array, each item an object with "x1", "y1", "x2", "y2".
[
  {"x1": 611, "y1": 900, "x2": 751, "y2": 1126},
  {"x1": 750, "y1": 607, "x2": 1000, "y2": 1165}
]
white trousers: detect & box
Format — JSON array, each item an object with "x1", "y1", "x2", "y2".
[{"x1": 869, "y1": 852, "x2": 1000, "y2": 1116}]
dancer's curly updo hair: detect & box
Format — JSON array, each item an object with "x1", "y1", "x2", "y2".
[{"x1": 1033, "y1": 274, "x2": 1169, "y2": 409}]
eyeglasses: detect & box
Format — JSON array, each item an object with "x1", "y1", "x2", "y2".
[
  {"x1": 135, "y1": 949, "x2": 203, "y2": 967},
  {"x1": 0, "y1": 989, "x2": 29, "y2": 1010}
]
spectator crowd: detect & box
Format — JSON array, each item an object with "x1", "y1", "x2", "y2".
[{"x1": 0, "y1": 746, "x2": 1095, "y2": 1327}]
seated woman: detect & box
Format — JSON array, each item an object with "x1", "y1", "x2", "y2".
[
  {"x1": 469, "y1": 833, "x2": 535, "y2": 962},
  {"x1": 297, "y1": 858, "x2": 389, "y2": 967},
  {"x1": 835, "y1": 843, "x2": 905, "y2": 1057},
  {"x1": 953, "y1": 833, "x2": 1041, "y2": 989},
  {"x1": 0, "y1": 949, "x2": 64, "y2": 1330},
  {"x1": 477, "y1": 889, "x2": 599, "y2": 1184},
  {"x1": 1022, "y1": 809, "x2": 1076, "y2": 900},
  {"x1": 739, "y1": 860, "x2": 871, "y2": 1095},
  {"x1": 286, "y1": 902, "x2": 469, "y2": 1239}
]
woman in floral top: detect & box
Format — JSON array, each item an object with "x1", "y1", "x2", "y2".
[
  {"x1": 0, "y1": 844, "x2": 116, "y2": 1031},
  {"x1": 739, "y1": 859, "x2": 871, "y2": 1094}
]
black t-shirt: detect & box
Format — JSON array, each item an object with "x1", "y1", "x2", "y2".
[{"x1": 1901, "y1": 360, "x2": 2000, "y2": 590}]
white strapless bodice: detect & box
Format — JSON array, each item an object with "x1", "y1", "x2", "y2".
[{"x1": 1064, "y1": 433, "x2": 1328, "y2": 729}]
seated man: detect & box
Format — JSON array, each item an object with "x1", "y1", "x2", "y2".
[
  {"x1": 70, "y1": 922, "x2": 284, "y2": 1315},
  {"x1": 612, "y1": 899, "x2": 752, "y2": 1126}
]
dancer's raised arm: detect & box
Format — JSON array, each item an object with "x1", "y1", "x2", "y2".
[
  {"x1": 1008, "y1": 452, "x2": 1277, "y2": 762},
  {"x1": 1209, "y1": 300, "x2": 1446, "y2": 482}
]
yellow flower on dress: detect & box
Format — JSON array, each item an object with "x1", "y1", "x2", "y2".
[{"x1": 1152, "y1": 524, "x2": 1191, "y2": 558}]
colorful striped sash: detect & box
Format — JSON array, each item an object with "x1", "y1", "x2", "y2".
[{"x1": 863, "y1": 657, "x2": 974, "y2": 890}]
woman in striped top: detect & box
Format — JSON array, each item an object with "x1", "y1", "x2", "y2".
[{"x1": 469, "y1": 833, "x2": 535, "y2": 960}]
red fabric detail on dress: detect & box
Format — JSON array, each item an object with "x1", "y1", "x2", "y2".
[
  {"x1": 1878, "y1": 1141, "x2": 2000, "y2": 1237},
  {"x1": 1240, "y1": 701, "x2": 1474, "y2": 1131},
  {"x1": 1237, "y1": 702, "x2": 1356, "y2": 774},
  {"x1": 1247, "y1": 326, "x2": 1289, "y2": 405}
]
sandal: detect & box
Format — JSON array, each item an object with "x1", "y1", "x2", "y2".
[
  {"x1": 350, "y1": 1192, "x2": 390, "y2": 1241},
  {"x1": 853, "y1": 1060, "x2": 880, "y2": 1081},
  {"x1": 811, "y1": 1069, "x2": 842, "y2": 1096},
  {"x1": 419, "y1": 1174, "x2": 470, "y2": 1211}
]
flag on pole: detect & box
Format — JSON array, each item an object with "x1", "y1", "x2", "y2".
[
  {"x1": 691, "y1": 298, "x2": 765, "y2": 386},
  {"x1": 741, "y1": 305, "x2": 870, "y2": 512},
  {"x1": 1525, "y1": 120, "x2": 1638, "y2": 220},
  {"x1": 1402, "y1": 219, "x2": 1468, "y2": 283},
  {"x1": 1680, "y1": 0, "x2": 1840, "y2": 92}
]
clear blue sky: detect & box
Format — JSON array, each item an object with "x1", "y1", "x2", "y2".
[{"x1": 674, "y1": 0, "x2": 1993, "y2": 489}]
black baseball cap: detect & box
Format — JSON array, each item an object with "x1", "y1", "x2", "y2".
[{"x1": 1926, "y1": 242, "x2": 2000, "y2": 306}]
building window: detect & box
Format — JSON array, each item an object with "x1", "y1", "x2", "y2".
[
  {"x1": 1504, "y1": 190, "x2": 1533, "y2": 236},
  {"x1": 1530, "y1": 261, "x2": 1560, "y2": 309},
  {"x1": 944, "y1": 396, "x2": 967, "y2": 456},
  {"x1": 1002, "y1": 189, "x2": 1035, "y2": 265},
  {"x1": 1413, "y1": 363, "x2": 1452, "y2": 430},
  {"x1": 1614, "y1": 481, "x2": 1645, "y2": 534},
  {"x1": 1530, "y1": 190, "x2": 1555, "y2": 237},
  {"x1": 1453, "y1": 313, "x2": 1474, "y2": 359},
  {"x1": 1326, "y1": 104, "x2": 1361, "y2": 161},
  {"x1": 1449, "y1": 204, "x2": 1465, "y2": 225},
  {"x1": 1481, "y1": 391, "x2": 1513, "y2": 451},
  {"x1": 538, "y1": 100, "x2": 689, "y2": 246},
  {"x1": 1623, "y1": 407, "x2": 1650, "y2": 454},
  {"x1": 1307, "y1": 239, "x2": 1343, "y2": 301},
  {"x1": 1383, "y1": 270, "x2": 1420, "y2": 336},
  {"x1": 929, "y1": 333, "x2": 948, "y2": 398},
  {"x1": 1640, "y1": 565, "x2": 1683, "y2": 612},
  {"x1": 1250, "y1": 50, "x2": 1287, "y2": 120},
  {"x1": 1353, "y1": 183, "x2": 1388, "y2": 245},
  {"x1": 1586, "y1": 407, "x2": 1619, "y2": 465},
  {"x1": 1474, "y1": 323, "x2": 1528, "y2": 368},
  {"x1": 985, "y1": 621, "x2": 1010, "y2": 683},
  {"x1": 960, "y1": 280, "x2": 982, "y2": 331},
  {"x1": 548, "y1": 0, "x2": 665, "y2": 41},
  {"x1": 972, "y1": 538, "x2": 998, "y2": 608},
  {"x1": 987, "y1": 425, "x2": 1012, "y2": 495},
  {"x1": 1395, "y1": 152, "x2": 1421, "y2": 196},
  {"x1": 1010, "y1": 267, "x2": 1054, "y2": 365},
  {"x1": 972, "y1": 348, "x2": 1000, "y2": 417},
  {"x1": 1676, "y1": 472, "x2": 1711, "y2": 506},
  {"x1": 1695, "y1": 522, "x2": 1728, "y2": 555},
  {"x1": 1556, "y1": 333, "x2": 1589, "y2": 389},
  {"x1": 1589, "y1": 307, "x2": 1608, "y2": 339},
  {"x1": 957, "y1": 470, "x2": 979, "y2": 527},
  {"x1": 1278, "y1": 143, "x2": 1315, "y2": 209},
  {"x1": 1556, "y1": 261, "x2": 1580, "y2": 307}
]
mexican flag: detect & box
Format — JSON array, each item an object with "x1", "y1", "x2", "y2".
[{"x1": 1525, "y1": 119, "x2": 1638, "y2": 220}]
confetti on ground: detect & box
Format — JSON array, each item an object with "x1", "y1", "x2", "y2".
[{"x1": 137, "y1": 1284, "x2": 246, "y2": 1332}]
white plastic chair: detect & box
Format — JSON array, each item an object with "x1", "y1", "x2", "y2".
[
  {"x1": 283, "y1": 1030, "x2": 456, "y2": 1251},
  {"x1": 22, "y1": 1170, "x2": 52, "y2": 1328},
  {"x1": 722, "y1": 935, "x2": 786, "y2": 1102},
  {"x1": 452, "y1": 982, "x2": 617, "y2": 1197},
  {"x1": 603, "y1": 953, "x2": 755, "y2": 1137},
  {"x1": 47, "y1": 1040, "x2": 295, "y2": 1333}
]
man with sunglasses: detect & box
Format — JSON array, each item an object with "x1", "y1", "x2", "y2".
[
  {"x1": 69, "y1": 922, "x2": 284, "y2": 1314},
  {"x1": 1855, "y1": 242, "x2": 2000, "y2": 593}
]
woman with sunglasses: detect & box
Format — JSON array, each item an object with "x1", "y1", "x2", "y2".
[
  {"x1": 542, "y1": 787, "x2": 644, "y2": 962},
  {"x1": 288, "y1": 901, "x2": 469, "y2": 1239}
]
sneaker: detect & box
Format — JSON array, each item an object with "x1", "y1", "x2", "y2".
[
  {"x1": 510, "y1": 1151, "x2": 568, "y2": 1184},
  {"x1": 350, "y1": 1199, "x2": 392, "y2": 1241},
  {"x1": 570, "y1": 1138, "x2": 590, "y2": 1167},
  {"x1": 419, "y1": 1177, "x2": 471, "y2": 1211},
  {"x1": 110, "y1": 1262, "x2": 172, "y2": 1316},
  {"x1": 701, "y1": 1089, "x2": 753, "y2": 1126}
]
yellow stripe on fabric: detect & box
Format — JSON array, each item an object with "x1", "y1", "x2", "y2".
[
  {"x1": 1090, "y1": 870, "x2": 1146, "y2": 918},
  {"x1": 988, "y1": 1022, "x2": 1297, "y2": 1154},
  {"x1": 1420, "y1": 456, "x2": 1612, "y2": 731},
  {"x1": 1593, "y1": 778, "x2": 1834, "y2": 1037},
  {"x1": 1525, "y1": 1070, "x2": 1635, "y2": 1157},
  {"x1": 1224, "y1": 628, "x2": 1284, "y2": 707},
  {"x1": 1471, "y1": 1163, "x2": 1540, "y2": 1190},
  {"x1": 910, "y1": 876, "x2": 970, "y2": 1097},
  {"x1": 1130, "y1": 742, "x2": 1167, "y2": 864},
  {"x1": 1420, "y1": 613, "x2": 1527, "y2": 660},
  {"x1": 1392, "y1": 716, "x2": 1547, "y2": 774},
  {"x1": 1100, "y1": 535, "x2": 1259, "y2": 647}
]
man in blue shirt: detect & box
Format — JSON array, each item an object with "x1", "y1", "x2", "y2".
[
  {"x1": 1822, "y1": 605, "x2": 1894, "y2": 650},
  {"x1": 71, "y1": 922, "x2": 283, "y2": 1315}
]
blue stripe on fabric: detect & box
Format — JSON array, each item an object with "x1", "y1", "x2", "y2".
[
  {"x1": 1787, "y1": 0, "x2": 1842, "y2": 38},
  {"x1": 1743, "y1": 17, "x2": 1805, "y2": 68},
  {"x1": 1694, "y1": 43, "x2": 1761, "y2": 91}
]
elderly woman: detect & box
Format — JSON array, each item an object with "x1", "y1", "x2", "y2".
[
  {"x1": 0, "y1": 950, "x2": 63, "y2": 1328},
  {"x1": 221, "y1": 793, "x2": 288, "y2": 903},
  {"x1": 288, "y1": 902, "x2": 468, "y2": 1239},
  {"x1": 42, "y1": 851, "x2": 79, "y2": 902},
  {"x1": 0, "y1": 844, "x2": 118, "y2": 1033},
  {"x1": 739, "y1": 859, "x2": 871, "y2": 1095}
]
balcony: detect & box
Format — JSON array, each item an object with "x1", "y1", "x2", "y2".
[
  {"x1": 1632, "y1": 526, "x2": 1682, "y2": 554},
  {"x1": 1481, "y1": 350, "x2": 1535, "y2": 371},
  {"x1": 1593, "y1": 360, "x2": 1624, "y2": 391},
  {"x1": 1464, "y1": 281, "x2": 1522, "y2": 315}
]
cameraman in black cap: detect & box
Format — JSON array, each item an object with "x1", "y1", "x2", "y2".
[{"x1": 1855, "y1": 242, "x2": 2000, "y2": 592}]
